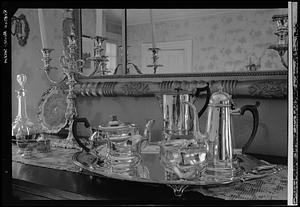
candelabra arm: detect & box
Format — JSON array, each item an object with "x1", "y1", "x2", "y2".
[
  {"x1": 44, "y1": 70, "x2": 67, "y2": 85},
  {"x1": 128, "y1": 62, "x2": 143, "y2": 74},
  {"x1": 280, "y1": 55, "x2": 288, "y2": 69},
  {"x1": 40, "y1": 48, "x2": 67, "y2": 85},
  {"x1": 114, "y1": 64, "x2": 122, "y2": 75},
  {"x1": 87, "y1": 69, "x2": 98, "y2": 77}
]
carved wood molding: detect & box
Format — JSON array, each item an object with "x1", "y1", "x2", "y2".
[
  {"x1": 78, "y1": 70, "x2": 287, "y2": 80},
  {"x1": 74, "y1": 77, "x2": 287, "y2": 99}
]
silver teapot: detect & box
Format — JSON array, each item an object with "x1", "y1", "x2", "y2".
[
  {"x1": 73, "y1": 116, "x2": 155, "y2": 172},
  {"x1": 205, "y1": 86, "x2": 260, "y2": 179}
]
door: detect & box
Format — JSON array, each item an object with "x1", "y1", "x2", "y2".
[{"x1": 141, "y1": 40, "x2": 192, "y2": 74}]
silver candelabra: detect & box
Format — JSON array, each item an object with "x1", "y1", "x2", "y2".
[
  {"x1": 268, "y1": 14, "x2": 288, "y2": 69},
  {"x1": 87, "y1": 36, "x2": 110, "y2": 76},
  {"x1": 39, "y1": 26, "x2": 84, "y2": 148}
]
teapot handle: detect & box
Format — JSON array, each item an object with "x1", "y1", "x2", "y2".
[
  {"x1": 72, "y1": 117, "x2": 93, "y2": 153},
  {"x1": 233, "y1": 101, "x2": 260, "y2": 154},
  {"x1": 195, "y1": 83, "x2": 211, "y2": 118}
]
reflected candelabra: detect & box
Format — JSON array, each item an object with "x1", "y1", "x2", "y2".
[
  {"x1": 268, "y1": 14, "x2": 288, "y2": 69},
  {"x1": 87, "y1": 36, "x2": 110, "y2": 76},
  {"x1": 39, "y1": 26, "x2": 84, "y2": 148},
  {"x1": 147, "y1": 48, "x2": 163, "y2": 74}
]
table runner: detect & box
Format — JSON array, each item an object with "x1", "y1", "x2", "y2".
[{"x1": 12, "y1": 143, "x2": 287, "y2": 200}]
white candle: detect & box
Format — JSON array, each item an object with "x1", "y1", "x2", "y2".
[
  {"x1": 38, "y1": 9, "x2": 48, "y2": 48},
  {"x1": 96, "y1": 9, "x2": 103, "y2": 36},
  {"x1": 149, "y1": 9, "x2": 156, "y2": 49}
]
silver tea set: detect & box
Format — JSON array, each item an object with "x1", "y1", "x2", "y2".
[{"x1": 72, "y1": 85, "x2": 260, "y2": 181}]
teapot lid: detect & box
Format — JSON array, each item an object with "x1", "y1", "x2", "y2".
[
  {"x1": 208, "y1": 86, "x2": 232, "y2": 107},
  {"x1": 98, "y1": 115, "x2": 137, "y2": 131}
]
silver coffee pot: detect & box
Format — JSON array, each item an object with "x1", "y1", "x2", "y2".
[
  {"x1": 162, "y1": 83, "x2": 210, "y2": 141},
  {"x1": 206, "y1": 86, "x2": 260, "y2": 170}
]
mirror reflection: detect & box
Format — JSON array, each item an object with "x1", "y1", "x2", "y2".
[
  {"x1": 127, "y1": 9, "x2": 287, "y2": 74},
  {"x1": 79, "y1": 8, "x2": 288, "y2": 77},
  {"x1": 80, "y1": 9, "x2": 124, "y2": 76}
]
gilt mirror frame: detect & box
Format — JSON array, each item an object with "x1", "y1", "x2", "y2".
[{"x1": 67, "y1": 8, "x2": 289, "y2": 100}]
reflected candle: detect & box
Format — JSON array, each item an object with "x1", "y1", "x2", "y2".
[
  {"x1": 38, "y1": 9, "x2": 48, "y2": 48},
  {"x1": 96, "y1": 9, "x2": 103, "y2": 36},
  {"x1": 149, "y1": 9, "x2": 156, "y2": 49}
]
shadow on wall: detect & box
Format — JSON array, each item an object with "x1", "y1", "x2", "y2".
[{"x1": 76, "y1": 96, "x2": 288, "y2": 157}]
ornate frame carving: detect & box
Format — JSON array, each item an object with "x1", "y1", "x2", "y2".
[{"x1": 74, "y1": 70, "x2": 287, "y2": 99}]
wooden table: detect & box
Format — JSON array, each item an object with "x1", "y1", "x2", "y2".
[{"x1": 6, "y1": 143, "x2": 288, "y2": 205}]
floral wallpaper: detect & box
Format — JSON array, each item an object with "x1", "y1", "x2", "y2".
[{"x1": 127, "y1": 9, "x2": 288, "y2": 73}]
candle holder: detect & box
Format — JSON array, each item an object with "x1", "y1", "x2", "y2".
[
  {"x1": 58, "y1": 27, "x2": 85, "y2": 149},
  {"x1": 268, "y1": 14, "x2": 288, "y2": 69},
  {"x1": 39, "y1": 48, "x2": 64, "y2": 84},
  {"x1": 147, "y1": 48, "x2": 163, "y2": 74},
  {"x1": 87, "y1": 36, "x2": 110, "y2": 76},
  {"x1": 39, "y1": 26, "x2": 84, "y2": 149}
]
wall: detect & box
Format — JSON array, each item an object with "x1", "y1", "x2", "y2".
[
  {"x1": 76, "y1": 96, "x2": 288, "y2": 157},
  {"x1": 11, "y1": 9, "x2": 288, "y2": 157},
  {"x1": 128, "y1": 9, "x2": 288, "y2": 73},
  {"x1": 12, "y1": 9, "x2": 65, "y2": 127}
]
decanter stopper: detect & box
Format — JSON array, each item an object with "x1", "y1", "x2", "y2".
[{"x1": 17, "y1": 74, "x2": 27, "y2": 90}]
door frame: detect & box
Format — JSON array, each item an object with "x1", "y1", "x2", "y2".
[{"x1": 141, "y1": 40, "x2": 192, "y2": 74}]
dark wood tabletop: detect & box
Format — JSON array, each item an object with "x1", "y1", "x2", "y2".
[{"x1": 5, "y1": 143, "x2": 287, "y2": 205}]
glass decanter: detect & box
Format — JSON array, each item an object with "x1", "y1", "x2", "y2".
[{"x1": 12, "y1": 74, "x2": 37, "y2": 158}]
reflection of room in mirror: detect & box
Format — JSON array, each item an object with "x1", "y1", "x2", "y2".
[
  {"x1": 141, "y1": 40, "x2": 192, "y2": 74},
  {"x1": 81, "y1": 36, "x2": 95, "y2": 76},
  {"x1": 127, "y1": 9, "x2": 288, "y2": 73},
  {"x1": 106, "y1": 42, "x2": 117, "y2": 74},
  {"x1": 81, "y1": 9, "x2": 123, "y2": 75}
]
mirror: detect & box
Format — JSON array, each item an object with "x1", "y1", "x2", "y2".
[
  {"x1": 79, "y1": 9, "x2": 125, "y2": 77},
  {"x1": 78, "y1": 8, "x2": 288, "y2": 78},
  {"x1": 127, "y1": 9, "x2": 288, "y2": 74}
]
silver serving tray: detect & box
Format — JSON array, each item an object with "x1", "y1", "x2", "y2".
[{"x1": 72, "y1": 145, "x2": 281, "y2": 196}]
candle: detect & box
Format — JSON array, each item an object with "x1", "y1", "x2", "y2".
[
  {"x1": 38, "y1": 9, "x2": 48, "y2": 48},
  {"x1": 149, "y1": 9, "x2": 156, "y2": 49},
  {"x1": 96, "y1": 9, "x2": 103, "y2": 36}
]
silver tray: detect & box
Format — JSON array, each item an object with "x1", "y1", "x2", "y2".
[{"x1": 72, "y1": 145, "x2": 282, "y2": 196}]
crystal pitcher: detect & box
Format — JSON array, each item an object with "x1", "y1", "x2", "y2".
[
  {"x1": 162, "y1": 83, "x2": 210, "y2": 141},
  {"x1": 159, "y1": 101, "x2": 209, "y2": 180}
]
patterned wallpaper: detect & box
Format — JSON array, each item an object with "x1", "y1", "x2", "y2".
[{"x1": 128, "y1": 9, "x2": 288, "y2": 73}]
